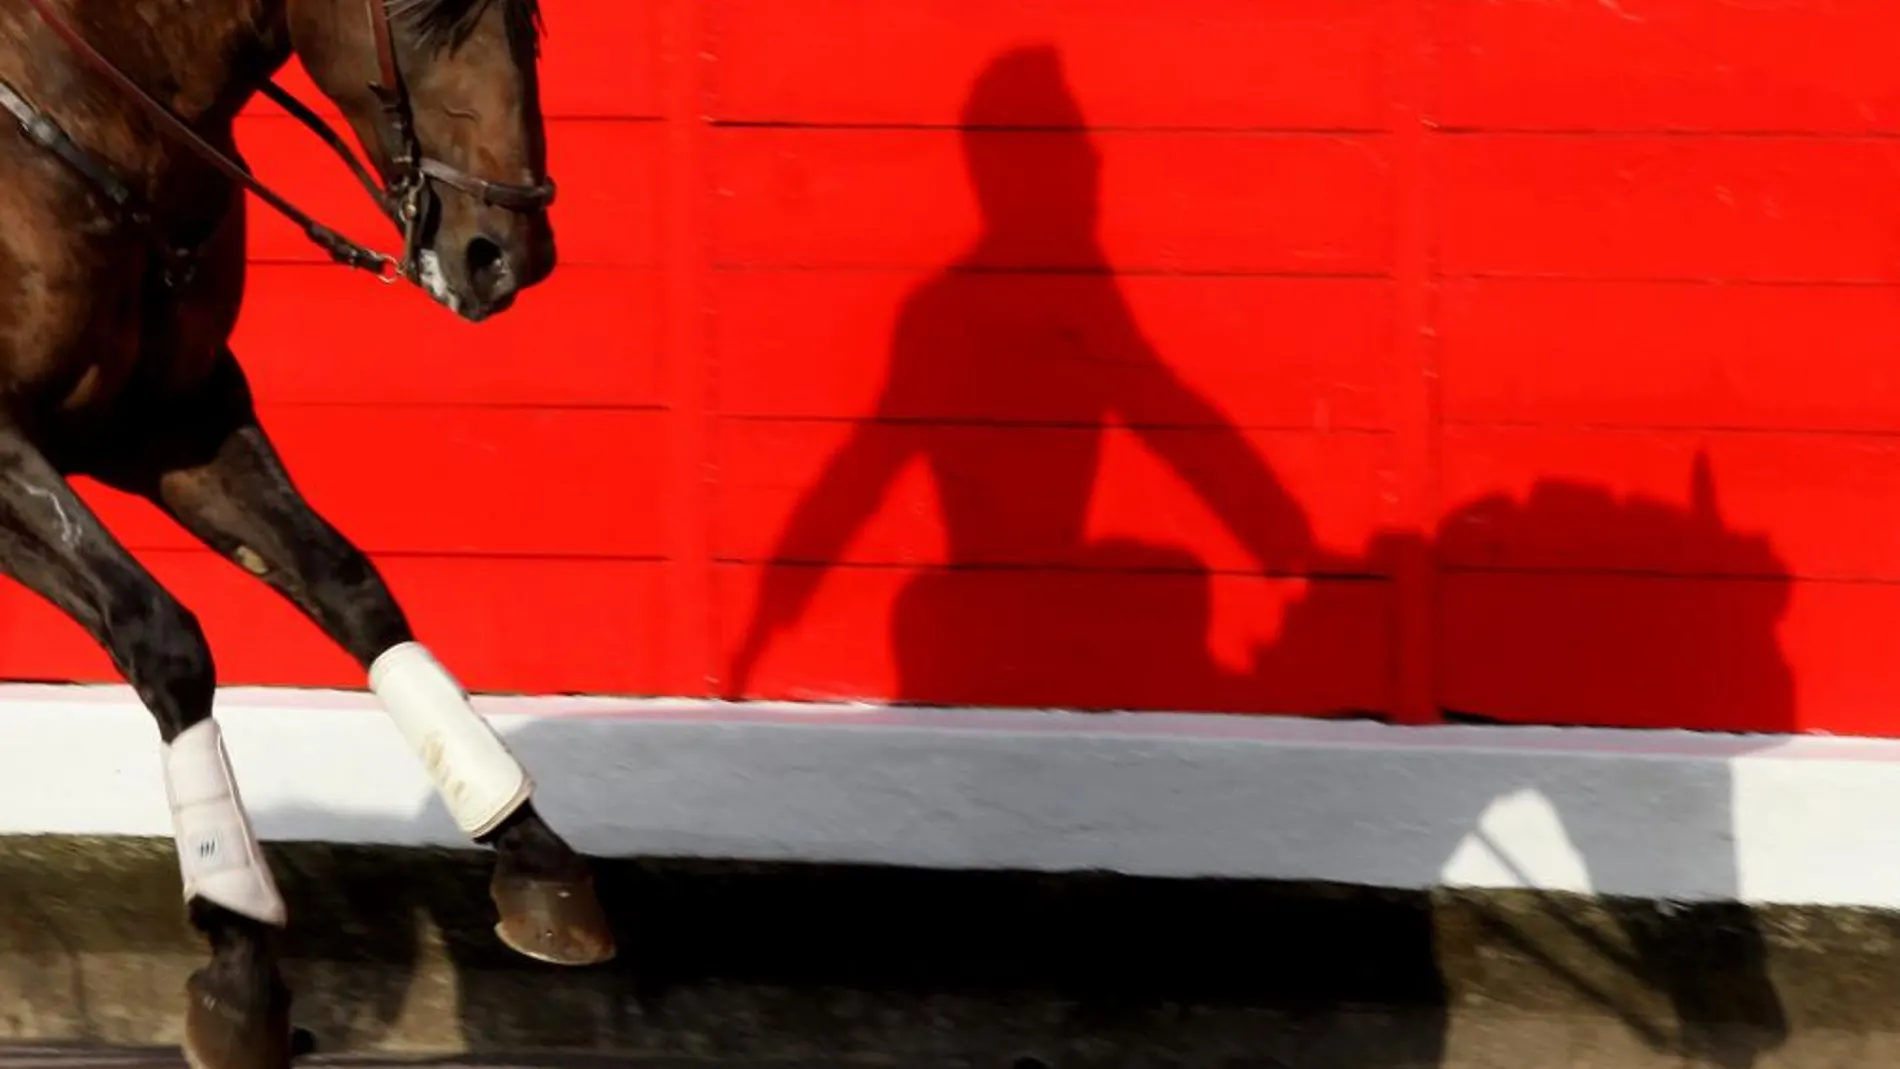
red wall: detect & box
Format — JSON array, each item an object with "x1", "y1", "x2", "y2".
[{"x1": 7, "y1": 0, "x2": 1900, "y2": 737}]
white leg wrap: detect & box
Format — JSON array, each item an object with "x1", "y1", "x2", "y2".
[
  {"x1": 162, "y1": 718, "x2": 287, "y2": 927},
  {"x1": 368, "y1": 641, "x2": 532, "y2": 839}
]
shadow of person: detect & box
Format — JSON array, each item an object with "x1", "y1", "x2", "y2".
[
  {"x1": 709, "y1": 40, "x2": 1792, "y2": 1067},
  {"x1": 728, "y1": 44, "x2": 1319, "y2": 712}
]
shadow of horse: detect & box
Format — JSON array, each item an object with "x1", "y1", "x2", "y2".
[{"x1": 246, "y1": 39, "x2": 1794, "y2": 1069}]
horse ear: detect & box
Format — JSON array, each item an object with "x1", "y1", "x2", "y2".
[{"x1": 1690, "y1": 449, "x2": 1720, "y2": 523}]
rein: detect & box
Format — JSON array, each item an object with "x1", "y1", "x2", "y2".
[{"x1": 13, "y1": 0, "x2": 557, "y2": 287}]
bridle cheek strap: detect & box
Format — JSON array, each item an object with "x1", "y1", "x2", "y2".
[{"x1": 362, "y1": 0, "x2": 556, "y2": 223}]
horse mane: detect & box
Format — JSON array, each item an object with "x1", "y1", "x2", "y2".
[{"x1": 385, "y1": 0, "x2": 543, "y2": 52}]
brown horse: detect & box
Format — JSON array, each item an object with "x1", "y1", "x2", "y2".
[{"x1": 0, "y1": 0, "x2": 612, "y2": 1066}]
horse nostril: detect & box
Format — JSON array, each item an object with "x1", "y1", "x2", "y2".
[{"x1": 464, "y1": 234, "x2": 513, "y2": 302}]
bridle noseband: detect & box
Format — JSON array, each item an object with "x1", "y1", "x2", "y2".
[{"x1": 13, "y1": 0, "x2": 556, "y2": 289}]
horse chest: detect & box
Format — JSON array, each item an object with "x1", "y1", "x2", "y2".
[
  {"x1": 39, "y1": 261, "x2": 241, "y2": 421},
  {"x1": 144, "y1": 277, "x2": 242, "y2": 387}
]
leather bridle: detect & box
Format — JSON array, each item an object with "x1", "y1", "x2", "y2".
[{"x1": 14, "y1": 0, "x2": 556, "y2": 288}]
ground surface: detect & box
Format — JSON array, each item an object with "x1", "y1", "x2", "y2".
[
  {"x1": 0, "y1": 838, "x2": 1866, "y2": 1068},
  {"x1": 0, "y1": 1053, "x2": 693, "y2": 1069}
]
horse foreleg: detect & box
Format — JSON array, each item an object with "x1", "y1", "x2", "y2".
[
  {"x1": 91, "y1": 354, "x2": 615, "y2": 966},
  {"x1": 0, "y1": 426, "x2": 290, "y2": 1069}
]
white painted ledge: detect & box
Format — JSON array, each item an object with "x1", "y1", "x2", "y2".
[{"x1": 0, "y1": 683, "x2": 1896, "y2": 909}]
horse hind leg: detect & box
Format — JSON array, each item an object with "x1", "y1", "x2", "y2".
[
  {"x1": 0, "y1": 428, "x2": 291, "y2": 1068},
  {"x1": 90, "y1": 353, "x2": 615, "y2": 966}
]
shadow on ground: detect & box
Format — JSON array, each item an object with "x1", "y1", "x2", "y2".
[{"x1": 0, "y1": 835, "x2": 1860, "y2": 1068}]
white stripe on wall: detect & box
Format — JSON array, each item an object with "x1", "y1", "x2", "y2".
[{"x1": 1, "y1": 683, "x2": 1895, "y2": 907}]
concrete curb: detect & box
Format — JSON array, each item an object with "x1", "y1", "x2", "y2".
[
  {"x1": 5, "y1": 686, "x2": 1900, "y2": 1063},
  {"x1": 0, "y1": 835, "x2": 1891, "y2": 1067}
]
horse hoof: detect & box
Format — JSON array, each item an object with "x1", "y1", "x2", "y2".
[
  {"x1": 182, "y1": 969, "x2": 292, "y2": 1069},
  {"x1": 491, "y1": 872, "x2": 616, "y2": 966}
]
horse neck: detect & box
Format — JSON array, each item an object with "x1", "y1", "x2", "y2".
[{"x1": 136, "y1": 0, "x2": 293, "y2": 127}]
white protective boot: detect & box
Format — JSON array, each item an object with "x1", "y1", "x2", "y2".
[
  {"x1": 162, "y1": 717, "x2": 286, "y2": 926},
  {"x1": 367, "y1": 640, "x2": 533, "y2": 838}
]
